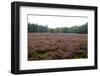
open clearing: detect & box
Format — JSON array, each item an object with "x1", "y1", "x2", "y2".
[{"x1": 28, "y1": 33, "x2": 88, "y2": 61}]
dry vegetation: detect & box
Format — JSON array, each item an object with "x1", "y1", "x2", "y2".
[{"x1": 28, "y1": 33, "x2": 88, "y2": 61}]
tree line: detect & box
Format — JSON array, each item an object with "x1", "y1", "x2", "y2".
[{"x1": 28, "y1": 23, "x2": 88, "y2": 34}]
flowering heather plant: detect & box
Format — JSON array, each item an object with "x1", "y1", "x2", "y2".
[{"x1": 28, "y1": 33, "x2": 87, "y2": 61}]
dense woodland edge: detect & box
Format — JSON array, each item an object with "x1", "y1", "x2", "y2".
[{"x1": 28, "y1": 23, "x2": 88, "y2": 34}]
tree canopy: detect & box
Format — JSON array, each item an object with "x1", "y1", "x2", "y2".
[{"x1": 28, "y1": 23, "x2": 88, "y2": 34}]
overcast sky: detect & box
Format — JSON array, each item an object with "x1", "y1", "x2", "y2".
[{"x1": 28, "y1": 15, "x2": 88, "y2": 28}]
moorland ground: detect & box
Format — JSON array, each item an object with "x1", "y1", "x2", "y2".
[{"x1": 28, "y1": 33, "x2": 87, "y2": 61}]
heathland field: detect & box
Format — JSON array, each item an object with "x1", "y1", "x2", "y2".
[{"x1": 28, "y1": 33, "x2": 87, "y2": 60}]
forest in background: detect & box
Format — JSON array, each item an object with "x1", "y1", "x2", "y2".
[{"x1": 28, "y1": 23, "x2": 88, "y2": 34}]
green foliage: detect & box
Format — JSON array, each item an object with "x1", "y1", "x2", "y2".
[
  {"x1": 28, "y1": 23, "x2": 48, "y2": 32},
  {"x1": 31, "y1": 51, "x2": 48, "y2": 59},
  {"x1": 28, "y1": 23, "x2": 88, "y2": 34},
  {"x1": 78, "y1": 23, "x2": 88, "y2": 34},
  {"x1": 48, "y1": 28, "x2": 54, "y2": 33}
]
